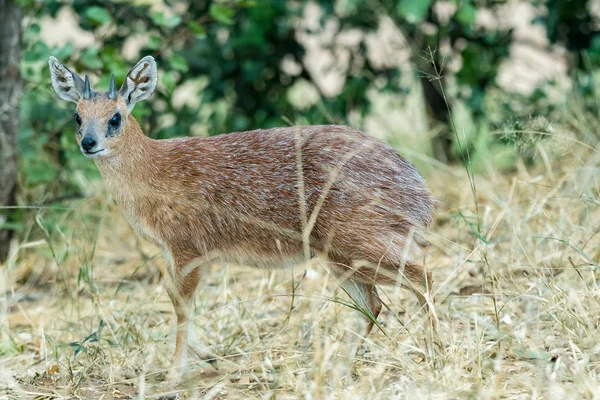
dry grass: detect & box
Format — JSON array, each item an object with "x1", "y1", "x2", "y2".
[{"x1": 1, "y1": 137, "x2": 600, "y2": 399}]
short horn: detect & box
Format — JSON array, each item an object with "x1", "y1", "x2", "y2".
[
  {"x1": 108, "y1": 74, "x2": 116, "y2": 99},
  {"x1": 83, "y1": 75, "x2": 92, "y2": 99}
]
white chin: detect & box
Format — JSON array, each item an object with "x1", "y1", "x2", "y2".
[{"x1": 83, "y1": 149, "x2": 107, "y2": 159}]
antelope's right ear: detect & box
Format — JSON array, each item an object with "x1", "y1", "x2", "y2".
[{"x1": 48, "y1": 56, "x2": 85, "y2": 103}]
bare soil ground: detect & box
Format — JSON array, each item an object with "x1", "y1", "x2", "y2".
[{"x1": 1, "y1": 143, "x2": 600, "y2": 399}]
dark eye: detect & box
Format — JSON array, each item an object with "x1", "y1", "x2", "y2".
[
  {"x1": 109, "y1": 113, "x2": 121, "y2": 128},
  {"x1": 74, "y1": 113, "x2": 82, "y2": 125}
]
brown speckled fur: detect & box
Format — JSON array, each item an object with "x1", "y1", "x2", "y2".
[{"x1": 50, "y1": 56, "x2": 435, "y2": 378}]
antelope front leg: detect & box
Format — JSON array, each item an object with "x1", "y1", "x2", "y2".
[{"x1": 164, "y1": 253, "x2": 202, "y2": 381}]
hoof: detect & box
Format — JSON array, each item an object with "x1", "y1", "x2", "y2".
[
  {"x1": 166, "y1": 368, "x2": 183, "y2": 385},
  {"x1": 189, "y1": 343, "x2": 219, "y2": 370}
]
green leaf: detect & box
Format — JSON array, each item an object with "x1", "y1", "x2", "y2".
[
  {"x1": 29, "y1": 23, "x2": 41, "y2": 34},
  {"x1": 170, "y1": 54, "x2": 188, "y2": 73},
  {"x1": 131, "y1": 102, "x2": 152, "y2": 121},
  {"x1": 455, "y1": 2, "x2": 476, "y2": 26},
  {"x1": 162, "y1": 71, "x2": 177, "y2": 92},
  {"x1": 24, "y1": 159, "x2": 58, "y2": 184},
  {"x1": 23, "y1": 40, "x2": 49, "y2": 62},
  {"x1": 151, "y1": 11, "x2": 165, "y2": 26},
  {"x1": 151, "y1": 12, "x2": 181, "y2": 28},
  {"x1": 513, "y1": 346, "x2": 552, "y2": 361},
  {"x1": 85, "y1": 6, "x2": 112, "y2": 26},
  {"x1": 24, "y1": 22, "x2": 41, "y2": 42},
  {"x1": 188, "y1": 21, "x2": 206, "y2": 38},
  {"x1": 165, "y1": 15, "x2": 182, "y2": 28},
  {"x1": 0, "y1": 340, "x2": 19, "y2": 357},
  {"x1": 210, "y1": 5, "x2": 235, "y2": 25},
  {"x1": 146, "y1": 35, "x2": 162, "y2": 50},
  {"x1": 81, "y1": 48, "x2": 103, "y2": 69},
  {"x1": 396, "y1": 0, "x2": 432, "y2": 24},
  {"x1": 51, "y1": 43, "x2": 74, "y2": 60},
  {"x1": 0, "y1": 221, "x2": 24, "y2": 233},
  {"x1": 238, "y1": 0, "x2": 257, "y2": 7},
  {"x1": 100, "y1": 49, "x2": 128, "y2": 78}
]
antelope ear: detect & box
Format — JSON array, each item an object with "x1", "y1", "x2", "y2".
[
  {"x1": 119, "y1": 56, "x2": 158, "y2": 111},
  {"x1": 48, "y1": 56, "x2": 85, "y2": 103}
]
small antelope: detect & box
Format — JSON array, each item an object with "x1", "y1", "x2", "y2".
[{"x1": 49, "y1": 55, "x2": 435, "y2": 376}]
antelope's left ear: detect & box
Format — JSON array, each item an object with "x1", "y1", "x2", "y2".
[
  {"x1": 119, "y1": 56, "x2": 158, "y2": 111},
  {"x1": 48, "y1": 56, "x2": 85, "y2": 103}
]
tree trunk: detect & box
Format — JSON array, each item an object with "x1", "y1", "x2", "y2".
[{"x1": 0, "y1": 0, "x2": 21, "y2": 262}]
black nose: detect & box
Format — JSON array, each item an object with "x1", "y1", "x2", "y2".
[{"x1": 81, "y1": 136, "x2": 96, "y2": 151}]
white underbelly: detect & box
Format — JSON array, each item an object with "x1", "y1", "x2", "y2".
[{"x1": 214, "y1": 251, "x2": 309, "y2": 270}]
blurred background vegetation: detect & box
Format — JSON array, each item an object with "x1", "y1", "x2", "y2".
[{"x1": 1, "y1": 0, "x2": 600, "y2": 262}]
